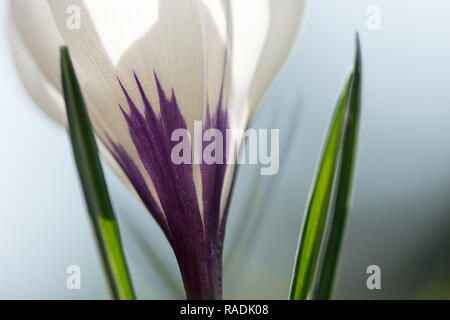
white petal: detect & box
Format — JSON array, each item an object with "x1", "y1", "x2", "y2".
[
  {"x1": 46, "y1": 0, "x2": 231, "y2": 139},
  {"x1": 9, "y1": 0, "x2": 66, "y2": 124},
  {"x1": 47, "y1": 0, "x2": 231, "y2": 220},
  {"x1": 230, "y1": 0, "x2": 305, "y2": 118},
  {"x1": 9, "y1": 19, "x2": 66, "y2": 125},
  {"x1": 9, "y1": 0, "x2": 142, "y2": 199},
  {"x1": 248, "y1": 0, "x2": 305, "y2": 113}
]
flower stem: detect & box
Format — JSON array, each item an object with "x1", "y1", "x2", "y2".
[{"x1": 175, "y1": 239, "x2": 223, "y2": 300}]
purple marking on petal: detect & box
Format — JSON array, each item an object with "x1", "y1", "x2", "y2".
[
  {"x1": 201, "y1": 88, "x2": 229, "y2": 241},
  {"x1": 108, "y1": 72, "x2": 231, "y2": 300},
  {"x1": 200, "y1": 48, "x2": 232, "y2": 242},
  {"x1": 200, "y1": 97, "x2": 229, "y2": 301},
  {"x1": 105, "y1": 135, "x2": 170, "y2": 236}
]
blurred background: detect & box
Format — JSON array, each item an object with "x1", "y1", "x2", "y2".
[{"x1": 1, "y1": 0, "x2": 450, "y2": 299}]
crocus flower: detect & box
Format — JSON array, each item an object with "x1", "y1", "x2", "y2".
[{"x1": 10, "y1": 0, "x2": 305, "y2": 299}]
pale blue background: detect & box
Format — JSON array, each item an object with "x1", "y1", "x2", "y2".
[{"x1": 1, "y1": 0, "x2": 449, "y2": 299}]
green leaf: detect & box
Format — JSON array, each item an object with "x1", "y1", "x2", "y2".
[
  {"x1": 312, "y1": 36, "x2": 362, "y2": 300},
  {"x1": 60, "y1": 47, "x2": 135, "y2": 300},
  {"x1": 289, "y1": 35, "x2": 362, "y2": 300}
]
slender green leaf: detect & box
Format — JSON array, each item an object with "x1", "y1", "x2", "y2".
[
  {"x1": 290, "y1": 35, "x2": 362, "y2": 300},
  {"x1": 313, "y1": 36, "x2": 362, "y2": 300},
  {"x1": 60, "y1": 47, "x2": 135, "y2": 300},
  {"x1": 289, "y1": 77, "x2": 352, "y2": 300}
]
